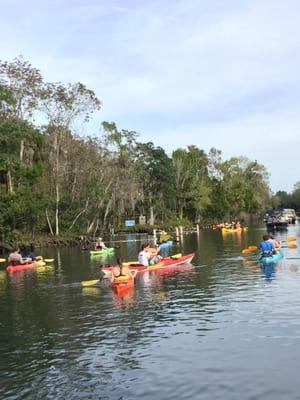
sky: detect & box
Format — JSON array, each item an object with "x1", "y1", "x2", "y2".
[{"x1": 0, "y1": 0, "x2": 299, "y2": 193}]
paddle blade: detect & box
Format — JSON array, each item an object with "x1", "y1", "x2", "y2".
[
  {"x1": 81, "y1": 279, "x2": 100, "y2": 287},
  {"x1": 287, "y1": 236, "x2": 297, "y2": 242},
  {"x1": 242, "y1": 249, "x2": 251, "y2": 254},
  {"x1": 287, "y1": 244, "x2": 298, "y2": 249},
  {"x1": 0, "y1": 258, "x2": 6, "y2": 263},
  {"x1": 44, "y1": 259, "x2": 54, "y2": 263},
  {"x1": 248, "y1": 246, "x2": 258, "y2": 251}
]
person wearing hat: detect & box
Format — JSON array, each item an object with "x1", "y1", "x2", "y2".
[{"x1": 94, "y1": 237, "x2": 107, "y2": 250}]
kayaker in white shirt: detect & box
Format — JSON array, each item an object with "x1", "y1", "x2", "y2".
[{"x1": 138, "y1": 244, "x2": 151, "y2": 266}]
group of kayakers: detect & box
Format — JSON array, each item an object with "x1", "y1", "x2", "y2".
[
  {"x1": 213, "y1": 221, "x2": 244, "y2": 230},
  {"x1": 259, "y1": 234, "x2": 281, "y2": 257}
]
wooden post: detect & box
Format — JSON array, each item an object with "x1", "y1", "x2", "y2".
[
  {"x1": 153, "y1": 229, "x2": 157, "y2": 245},
  {"x1": 179, "y1": 226, "x2": 183, "y2": 236},
  {"x1": 175, "y1": 227, "x2": 179, "y2": 241},
  {"x1": 196, "y1": 224, "x2": 200, "y2": 234}
]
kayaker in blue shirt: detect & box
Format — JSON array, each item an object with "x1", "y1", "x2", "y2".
[{"x1": 259, "y1": 234, "x2": 275, "y2": 256}]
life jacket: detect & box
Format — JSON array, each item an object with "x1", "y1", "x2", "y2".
[
  {"x1": 113, "y1": 274, "x2": 130, "y2": 282},
  {"x1": 260, "y1": 241, "x2": 274, "y2": 255}
]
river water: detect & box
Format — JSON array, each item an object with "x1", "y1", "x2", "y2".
[{"x1": 1, "y1": 224, "x2": 300, "y2": 400}]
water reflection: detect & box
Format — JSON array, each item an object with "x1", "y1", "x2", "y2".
[{"x1": 1, "y1": 225, "x2": 300, "y2": 399}]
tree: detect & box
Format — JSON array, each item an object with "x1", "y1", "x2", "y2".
[
  {"x1": 39, "y1": 82, "x2": 101, "y2": 235},
  {"x1": 172, "y1": 146, "x2": 209, "y2": 221},
  {"x1": 135, "y1": 142, "x2": 174, "y2": 225}
]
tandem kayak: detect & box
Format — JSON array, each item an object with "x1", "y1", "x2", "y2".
[
  {"x1": 102, "y1": 253, "x2": 195, "y2": 274},
  {"x1": 222, "y1": 227, "x2": 248, "y2": 234},
  {"x1": 90, "y1": 248, "x2": 115, "y2": 257},
  {"x1": 259, "y1": 251, "x2": 284, "y2": 265},
  {"x1": 6, "y1": 261, "x2": 42, "y2": 273}
]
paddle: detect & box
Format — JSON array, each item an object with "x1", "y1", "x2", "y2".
[
  {"x1": 283, "y1": 243, "x2": 298, "y2": 249},
  {"x1": 287, "y1": 236, "x2": 297, "y2": 242},
  {"x1": 44, "y1": 259, "x2": 55, "y2": 263},
  {"x1": 81, "y1": 279, "x2": 100, "y2": 287},
  {"x1": 0, "y1": 258, "x2": 6, "y2": 263},
  {"x1": 242, "y1": 241, "x2": 298, "y2": 254}
]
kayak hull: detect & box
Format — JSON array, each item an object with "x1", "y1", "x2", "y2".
[
  {"x1": 111, "y1": 278, "x2": 134, "y2": 295},
  {"x1": 259, "y1": 251, "x2": 284, "y2": 264},
  {"x1": 7, "y1": 262, "x2": 37, "y2": 273}
]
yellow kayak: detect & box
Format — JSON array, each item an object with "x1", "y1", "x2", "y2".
[{"x1": 222, "y1": 227, "x2": 248, "y2": 234}]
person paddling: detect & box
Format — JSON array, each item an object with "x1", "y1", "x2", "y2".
[
  {"x1": 95, "y1": 237, "x2": 107, "y2": 250},
  {"x1": 111, "y1": 258, "x2": 134, "y2": 282},
  {"x1": 259, "y1": 234, "x2": 275, "y2": 257},
  {"x1": 8, "y1": 248, "x2": 26, "y2": 265}
]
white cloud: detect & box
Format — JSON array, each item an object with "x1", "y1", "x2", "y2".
[{"x1": 0, "y1": 0, "x2": 299, "y2": 192}]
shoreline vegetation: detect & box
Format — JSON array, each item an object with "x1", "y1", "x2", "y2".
[{"x1": 1, "y1": 56, "x2": 300, "y2": 251}]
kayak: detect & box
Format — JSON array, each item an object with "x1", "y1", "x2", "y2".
[
  {"x1": 7, "y1": 262, "x2": 38, "y2": 273},
  {"x1": 111, "y1": 272, "x2": 136, "y2": 296},
  {"x1": 222, "y1": 227, "x2": 248, "y2": 234},
  {"x1": 90, "y1": 248, "x2": 115, "y2": 257},
  {"x1": 259, "y1": 251, "x2": 283, "y2": 265},
  {"x1": 102, "y1": 253, "x2": 195, "y2": 274}
]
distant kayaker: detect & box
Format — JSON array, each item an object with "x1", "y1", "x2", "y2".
[
  {"x1": 111, "y1": 258, "x2": 134, "y2": 282},
  {"x1": 259, "y1": 234, "x2": 275, "y2": 257},
  {"x1": 95, "y1": 237, "x2": 107, "y2": 250},
  {"x1": 8, "y1": 248, "x2": 25, "y2": 265}
]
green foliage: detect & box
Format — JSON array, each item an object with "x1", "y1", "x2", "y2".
[{"x1": 0, "y1": 56, "x2": 284, "y2": 244}]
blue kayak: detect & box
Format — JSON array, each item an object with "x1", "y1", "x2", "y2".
[{"x1": 259, "y1": 251, "x2": 283, "y2": 264}]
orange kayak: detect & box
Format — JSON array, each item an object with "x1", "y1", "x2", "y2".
[
  {"x1": 7, "y1": 262, "x2": 37, "y2": 273},
  {"x1": 111, "y1": 270, "x2": 137, "y2": 295}
]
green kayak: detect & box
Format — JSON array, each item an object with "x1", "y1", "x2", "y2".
[{"x1": 90, "y1": 248, "x2": 115, "y2": 257}]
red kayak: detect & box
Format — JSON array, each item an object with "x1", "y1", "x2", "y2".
[
  {"x1": 7, "y1": 262, "x2": 37, "y2": 273},
  {"x1": 111, "y1": 270, "x2": 137, "y2": 296},
  {"x1": 111, "y1": 277, "x2": 134, "y2": 296},
  {"x1": 103, "y1": 253, "x2": 195, "y2": 274}
]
